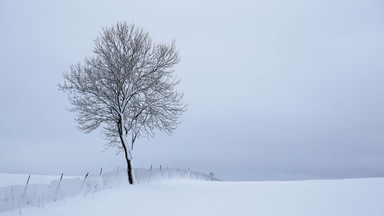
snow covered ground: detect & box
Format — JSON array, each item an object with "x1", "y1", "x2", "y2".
[{"x1": 1, "y1": 176, "x2": 383, "y2": 216}]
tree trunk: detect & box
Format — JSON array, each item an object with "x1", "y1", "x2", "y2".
[
  {"x1": 118, "y1": 117, "x2": 135, "y2": 184},
  {"x1": 119, "y1": 133, "x2": 134, "y2": 184},
  {"x1": 127, "y1": 158, "x2": 134, "y2": 184}
]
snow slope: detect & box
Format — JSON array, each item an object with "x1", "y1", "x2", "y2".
[
  {"x1": 2, "y1": 177, "x2": 383, "y2": 216},
  {"x1": 0, "y1": 169, "x2": 216, "y2": 213}
]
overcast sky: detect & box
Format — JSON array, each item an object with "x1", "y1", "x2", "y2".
[{"x1": 1, "y1": 0, "x2": 384, "y2": 180}]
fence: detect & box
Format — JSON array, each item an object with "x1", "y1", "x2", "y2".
[{"x1": 0, "y1": 167, "x2": 219, "y2": 213}]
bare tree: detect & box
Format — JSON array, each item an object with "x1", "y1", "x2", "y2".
[{"x1": 59, "y1": 22, "x2": 186, "y2": 184}]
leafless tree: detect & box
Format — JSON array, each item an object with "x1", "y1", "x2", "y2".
[{"x1": 58, "y1": 22, "x2": 186, "y2": 184}]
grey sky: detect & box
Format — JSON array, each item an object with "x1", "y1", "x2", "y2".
[{"x1": 1, "y1": 0, "x2": 384, "y2": 180}]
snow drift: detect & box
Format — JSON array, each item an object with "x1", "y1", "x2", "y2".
[{"x1": 0, "y1": 168, "x2": 217, "y2": 213}]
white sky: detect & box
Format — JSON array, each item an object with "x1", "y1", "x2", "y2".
[{"x1": 1, "y1": 0, "x2": 384, "y2": 180}]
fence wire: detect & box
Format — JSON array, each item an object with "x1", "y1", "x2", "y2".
[{"x1": 0, "y1": 168, "x2": 218, "y2": 213}]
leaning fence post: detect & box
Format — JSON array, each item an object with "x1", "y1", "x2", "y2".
[
  {"x1": 22, "y1": 175, "x2": 31, "y2": 200},
  {"x1": 54, "y1": 173, "x2": 64, "y2": 201},
  {"x1": 80, "y1": 172, "x2": 89, "y2": 191},
  {"x1": 95, "y1": 167, "x2": 104, "y2": 190}
]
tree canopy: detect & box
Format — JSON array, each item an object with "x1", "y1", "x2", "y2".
[{"x1": 59, "y1": 22, "x2": 186, "y2": 184}]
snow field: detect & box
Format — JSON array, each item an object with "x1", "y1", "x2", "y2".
[{"x1": 4, "y1": 177, "x2": 384, "y2": 216}]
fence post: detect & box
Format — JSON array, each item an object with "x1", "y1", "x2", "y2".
[
  {"x1": 54, "y1": 173, "x2": 64, "y2": 201},
  {"x1": 116, "y1": 167, "x2": 120, "y2": 188},
  {"x1": 22, "y1": 175, "x2": 31, "y2": 199},
  {"x1": 160, "y1": 165, "x2": 162, "y2": 179},
  {"x1": 150, "y1": 165, "x2": 152, "y2": 182},
  {"x1": 95, "y1": 167, "x2": 104, "y2": 190},
  {"x1": 11, "y1": 185, "x2": 15, "y2": 213},
  {"x1": 80, "y1": 172, "x2": 89, "y2": 191}
]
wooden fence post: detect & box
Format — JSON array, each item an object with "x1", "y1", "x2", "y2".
[
  {"x1": 80, "y1": 172, "x2": 89, "y2": 191},
  {"x1": 116, "y1": 166, "x2": 120, "y2": 187},
  {"x1": 95, "y1": 167, "x2": 104, "y2": 190},
  {"x1": 160, "y1": 165, "x2": 162, "y2": 179},
  {"x1": 150, "y1": 165, "x2": 152, "y2": 182},
  {"x1": 54, "y1": 173, "x2": 64, "y2": 201},
  {"x1": 22, "y1": 175, "x2": 31, "y2": 199}
]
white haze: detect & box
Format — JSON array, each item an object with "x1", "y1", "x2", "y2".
[{"x1": 0, "y1": 0, "x2": 384, "y2": 180}]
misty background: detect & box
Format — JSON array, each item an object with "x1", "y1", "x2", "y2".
[{"x1": 1, "y1": 0, "x2": 384, "y2": 180}]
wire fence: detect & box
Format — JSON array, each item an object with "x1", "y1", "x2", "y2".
[{"x1": 0, "y1": 167, "x2": 219, "y2": 214}]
